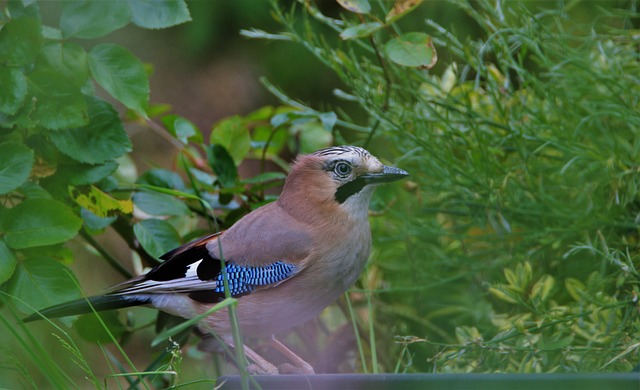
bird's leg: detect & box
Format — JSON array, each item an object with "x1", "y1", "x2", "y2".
[
  {"x1": 228, "y1": 341, "x2": 279, "y2": 375},
  {"x1": 269, "y1": 335, "x2": 315, "y2": 374}
]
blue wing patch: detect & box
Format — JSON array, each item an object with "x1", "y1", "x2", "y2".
[{"x1": 213, "y1": 261, "x2": 296, "y2": 296}]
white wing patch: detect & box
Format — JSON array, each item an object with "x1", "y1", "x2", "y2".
[{"x1": 116, "y1": 258, "x2": 218, "y2": 295}]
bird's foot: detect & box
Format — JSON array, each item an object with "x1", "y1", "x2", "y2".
[
  {"x1": 247, "y1": 362, "x2": 279, "y2": 375},
  {"x1": 277, "y1": 362, "x2": 315, "y2": 375}
]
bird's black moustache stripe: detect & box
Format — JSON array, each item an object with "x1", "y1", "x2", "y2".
[{"x1": 335, "y1": 177, "x2": 367, "y2": 203}]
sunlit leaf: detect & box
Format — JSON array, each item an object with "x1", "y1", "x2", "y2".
[
  {"x1": 69, "y1": 185, "x2": 133, "y2": 218},
  {"x1": 210, "y1": 116, "x2": 251, "y2": 165}
]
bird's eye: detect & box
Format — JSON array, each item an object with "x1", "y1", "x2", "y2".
[{"x1": 334, "y1": 162, "x2": 352, "y2": 177}]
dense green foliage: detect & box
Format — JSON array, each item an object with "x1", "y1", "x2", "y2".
[{"x1": 0, "y1": 0, "x2": 639, "y2": 388}]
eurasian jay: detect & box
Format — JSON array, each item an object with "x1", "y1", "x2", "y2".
[{"x1": 24, "y1": 145, "x2": 408, "y2": 374}]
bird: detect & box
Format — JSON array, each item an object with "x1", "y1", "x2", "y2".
[{"x1": 24, "y1": 145, "x2": 409, "y2": 374}]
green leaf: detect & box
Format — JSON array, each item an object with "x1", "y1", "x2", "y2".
[
  {"x1": 207, "y1": 144, "x2": 238, "y2": 188},
  {"x1": 80, "y1": 208, "x2": 117, "y2": 231},
  {"x1": 0, "y1": 15, "x2": 42, "y2": 66},
  {"x1": 0, "y1": 239, "x2": 17, "y2": 284},
  {"x1": 17, "y1": 182, "x2": 52, "y2": 200},
  {"x1": 137, "y1": 168, "x2": 185, "y2": 190},
  {"x1": 210, "y1": 116, "x2": 251, "y2": 165},
  {"x1": 0, "y1": 67, "x2": 27, "y2": 115},
  {"x1": 133, "y1": 219, "x2": 181, "y2": 259},
  {"x1": 161, "y1": 114, "x2": 202, "y2": 144},
  {"x1": 4, "y1": 199, "x2": 83, "y2": 249},
  {"x1": 336, "y1": 0, "x2": 371, "y2": 14},
  {"x1": 88, "y1": 43, "x2": 149, "y2": 114},
  {"x1": 129, "y1": 0, "x2": 192, "y2": 29},
  {"x1": 384, "y1": 32, "x2": 437, "y2": 69},
  {"x1": 26, "y1": 70, "x2": 89, "y2": 130},
  {"x1": 38, "y1": 42, "x2": 90, "y2": 87},
  {"x1": 340, "y1": 22, "x2": 383, "y2": 40},
  {"x1": 0, "y1": 141, "x2": 34, "y2": 195},
  {"x1": 55, "y1": 162, "x2": 119, "y2": 186},
  {"x1": 69, "y1": 185, "x2": 133, "y2": 218},
  {"x1": 49, "y1": 97, "x2": 131, "y2": 164},
  {"x1": 7, "y1": 256, "x2": 80, "y2": 314},
  {"x1": 133, "y1": 190, "x2": 189, "y2": 216},
  {"x1": 289, "y1": 120, "x2": 333, "y2": 154},
  {"x1": 60, "y1": 0, "x2": 131, "y2": 39}
]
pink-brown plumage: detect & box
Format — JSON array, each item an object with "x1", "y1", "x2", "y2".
[{"x1": 25, "y1": 145, "x2": 408, "y2": 374}]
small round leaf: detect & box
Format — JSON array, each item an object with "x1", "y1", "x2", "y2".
[{"x1": 384, "y1": 32, "x2": 437, "y2": 69}]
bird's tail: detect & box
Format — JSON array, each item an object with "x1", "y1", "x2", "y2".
[{"x1": 22, "y1": 294, "x2": 149, "y2": 323}]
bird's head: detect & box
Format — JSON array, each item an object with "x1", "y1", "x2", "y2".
[{"x1": 279, "y1": 146, "x2": 409, "y2": 221}]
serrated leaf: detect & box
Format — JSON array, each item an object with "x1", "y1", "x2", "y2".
[
  {"x1": 336, "y1": 0, "x2": 371, "y2": 14},
  {"x1": 0, "y1": 67, "x2": 27, "y2": 115},
  {"x1": 129, "y1": 0, "x2": 191, "y2": 29},
  {"x1": 38, "y1": 42, "x2": 90, "y2": 87},
  {"x1": 18, "y1": 182, "x2": 52, "y2": 200},
  {"x1": 134, "y1": 219, "x2": 181, "y2": 259},
  {"x1": 0, "y1": 142, "x2": 34, "y2": 195},
  {"x1": 88, "y1": 43, "x2": 149, "y2": 114},
  {"x1": 0, "y1": 15, "x2": 42, "y2": 66},
  {"x1": 60, "y1": 0, "x2": 131, "y2": 39},
  {"x1": 49, "y1": 97, "x2": 131, "y2": 164},
  {"x1": 70, "y1": 185, "x2": 133, "y2": 218},
  {"x1": 385, "y1": 32, "x2": 437, "y2": 69},
  {"x1": 161, "y1": 114, "x2": 202, "y2": 144},
  {"x1": 0, "y1": 239, "x2": 17, "y2": 284},
  {"x1": 207, "y1": 144, "x2": 238, "y2": 188},
  {"x1": 4, "y1": 199, "x2": 83, "y2": 249},
  {"x1": 26, "y1": 70, "x2": 89, "y2": 130},
  {"x1": 385, "y1": 0, "x2": 424, "y2": 24},
  {"x1": 56, "y1": 162, "x2": 119, "y2": 186},
  {"x1": 210, "y1": 116, "x2": 251, "y2": 165},
  {"x1": 7, "y1": 257, "x2": 80, "y2": 315},
  {"x1": 133, "y1": 190, "x2": 189, "y2": 216},
  {"x1": 340, "y1": 22, "x2": 383, "y2": 40}
]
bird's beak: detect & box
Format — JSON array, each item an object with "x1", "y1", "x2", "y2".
[{"x1": 361, "y1": 165, "x2": 409, "y2": 184}]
